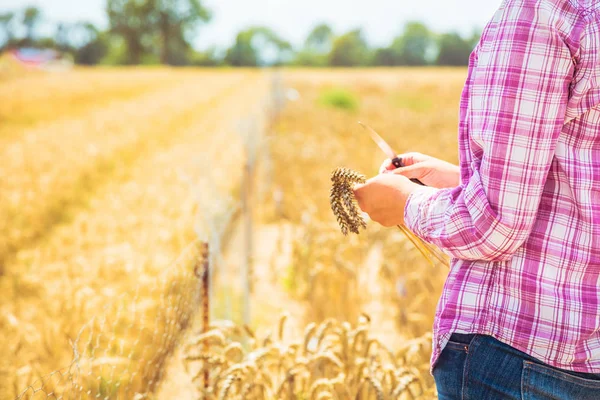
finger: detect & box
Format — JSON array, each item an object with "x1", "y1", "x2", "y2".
[
  {"x1": 352, "y1": 183, "x2": 366, "y2": 203},
  {"x1": 353, "y1": 182, "x2": 366, "y2": 192},
  {"x1": 379, "y1": 158, "x2": 393, "y2": 174},
  {"x1": 396, "y1": 152, "x2": 428, "y2": 166},
  {"x1": 391, "y1": 164, "x2": 425, "y2": 180}
]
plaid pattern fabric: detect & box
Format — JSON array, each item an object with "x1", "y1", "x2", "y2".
[{"x1": 404, "y1": 0, "x2": 600, "y2": 373}]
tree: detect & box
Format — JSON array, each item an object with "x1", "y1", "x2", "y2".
[
  {"x1": 54, "y1": 23, "x2": 71, "y2": 52},
  {"x1": 151, "y1": 0, "x2": 211, "y2": 65},
  {"x1": 392, "y1": 21, "x2": 432, "y2": 66},
  {"x1": 468, "y1": 29, "x2": 482, "y2": 49},
  {"x1": 107, "y1": 0, "x2": 154, "y2": 64},
  {"x1": 436, "y1": 32, "x2": 473, "y2": 66},
  {"x1": 372, "y1": 47, "x2": 397, "y2": 66},
  {"x1": 73, "y1": 23, "x2": 108, "y2": 65},
  {"x1": 0, "y1": 12, "x2": 15, "y2": 49},
  {"x1": 329, "y1": 29, "x2": 370, "y2": 67},
  {"x1": 292, "y1": 50, "x2": 326, "y2": 66},
  {"x1": 190, "y1": 46, "x2": 222, "y2": 66},
  {"x1": 293, "y1": 23, "x2": 332, "y2": 66},
  {"x1": 225, "y1": 30, "x2": 256, "y2": 66},
  {"x1": 305, "y1": 23, "x2": 333, "y2": 53},
  {"x1": 224, "y1": 27, "x2": 291, "y2": 67},
  {"x1": 22, "y1": 6, "x2": 42, "y2": 45},
  {"x1": 107, "y1": 0, "x2": 212, "y2": 65}
]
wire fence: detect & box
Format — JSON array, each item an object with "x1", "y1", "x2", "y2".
[{"x1": 14, "y1": 239, "x2": 202, "y2": 399}]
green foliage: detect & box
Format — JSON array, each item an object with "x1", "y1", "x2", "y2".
[
  {"x1": 0, "y1": 3, "x2": 483, "y2": 67},
  {"x1": 72, "y1": 24, "x2": 109, "y2": 65},
  {"x1": 305, "y1": 23, "x2": 333, "y2": 53},
  {"x1": 435, "y1": 30, "x2": 481, "y2": 66},
  {"x1": 0, "y1": 12, "x2": 16, "y2": 49},
  {"x1": 107, "y1": 0, "x2": 155, "y2": 64},
  {"x1": 292, "y1": 50, "x2": 328, "y2": 67},
  {"x1": 99, "y1": 35, "x2": 128, "y2": 65},
  {"x1": 22, "y1": 6, "x2": 41, "y2": 44},
  {"x1": 190, "y1": 47, "x2": 222, "y2": 66},
  {"x1": 54, "y1": 23, "x2": 70, "y2": 52},
  {"x1": 318, "y1": 88, "x2": 359, "y2": 112},
  {"x1": 224, "y1": 26, "x2": 291, "y2": 66},
  {"x1": 106, "y1": 0, "x2": 211, "y2": 65},
  {"x1": 329, "y1": 29, "x2": 370, "y2": 67},
  {"x1": 292, "y1": 23, "x2": 333, "y2": 66},
  {"x1": 225, "y1": 30, "x2": 258, "y2": 66},
  {"x1": 372, "y1": 47, "x2": 397, "y2": 66},
  {"x1": 392, "y1": 21, "x2": 433, "y2": 66},
  {"x1": 282, "y1": 262, "x2": 298, "y2": 295},
  {"x1": 436, "y1": 32, "x2": 473, "y2": 66},
  {"x1": 152, "y1": 0, "x2": 212, "y2": 65}
]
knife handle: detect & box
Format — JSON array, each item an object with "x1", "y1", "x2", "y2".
[{"x1": 392, "y1": 157, "x2": 425, "y2": 186}]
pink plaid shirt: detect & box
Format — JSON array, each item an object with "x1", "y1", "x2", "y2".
[{"x1": 405, "y1": 0, "x2": 600, "y2": 373}]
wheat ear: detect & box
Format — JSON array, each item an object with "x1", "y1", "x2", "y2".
[{"x1": 330, "y1": 167, "x2": 449, "y2": 268}]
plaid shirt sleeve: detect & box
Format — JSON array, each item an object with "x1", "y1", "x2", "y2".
[{"x1": 404, "y1": 0, "x2": 577, "y2": 261}]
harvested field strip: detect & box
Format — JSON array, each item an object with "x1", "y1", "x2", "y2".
[
  {"x1": 0, "y1": 71, "x2": 251, "y2": 269},
  {"x1": 0, "y1": 68, "x2": 193, "y2": 135}
]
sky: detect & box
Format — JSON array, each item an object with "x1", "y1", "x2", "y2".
[{"x1": 1, "y1": 0, "x2": 501, "y2": 50}]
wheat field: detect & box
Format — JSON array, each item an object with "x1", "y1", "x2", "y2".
[{"x1": 0, "y1": 66, "x2": 467, "y2": 399}]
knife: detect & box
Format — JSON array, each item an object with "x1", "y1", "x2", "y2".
[{"x1": 358, "y1": 122, "x2": 425, "y2": 186}]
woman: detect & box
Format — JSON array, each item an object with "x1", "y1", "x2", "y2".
[{"x1": 354, "y1": 0, "x2": 600, "y2": 398}]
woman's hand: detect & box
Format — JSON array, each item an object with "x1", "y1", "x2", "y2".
[
  {"x1": 353, "y1": 173, "x2": 420, "y2": 227},
  {"x1": 379, "y1": 152, "x2": 460, "y2": 189}
]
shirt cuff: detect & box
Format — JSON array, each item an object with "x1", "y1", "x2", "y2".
[{"x1": 404, "y1": 185, "x2": 440, "y2": 238}]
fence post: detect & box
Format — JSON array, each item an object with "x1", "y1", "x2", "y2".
[
  {"x1": 241, "y1": 146, "x2": 253, "y2": 327},
  {"x1": 199, "y1": 242, "x2": 210, "y2": 390}
]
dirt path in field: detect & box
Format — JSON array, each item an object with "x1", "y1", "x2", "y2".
[
  {"x1": 358, "y1": 241, "x2": 406, "y2": 350},
  {"x1": 156, "y1": 221, "x2": 305, "y2": 399}
]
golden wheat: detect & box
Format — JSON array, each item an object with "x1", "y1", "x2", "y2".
[
  {"x1": 329, "y1": 167, "x2": 367, "y2": 235},
  {"x1": 183, "y1": 315, "x2": 432, "y2": 399}
]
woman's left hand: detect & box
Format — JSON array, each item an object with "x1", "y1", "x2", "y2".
[{"x1": 353, "y1": 173, "x2": 420, "y2": 227}]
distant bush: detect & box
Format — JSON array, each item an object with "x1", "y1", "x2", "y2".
[{"x1": 318, "y1": 88, "x2": 359, "y2": 112}]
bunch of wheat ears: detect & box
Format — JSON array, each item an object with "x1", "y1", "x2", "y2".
[
  {"x1": 183, "y1": 314, "x2": 432, "y2": 399},
  {"x1": 330, "y1": 168, "x2": 448, "y2": 268}
]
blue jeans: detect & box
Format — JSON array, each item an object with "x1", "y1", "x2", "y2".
[{"x1": 433, "y1": 333, "x2": 600, "y2": 399}]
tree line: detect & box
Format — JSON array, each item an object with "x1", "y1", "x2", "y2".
[{"x1": 0, "y1": 2, "x2": 480, "y2": 67}]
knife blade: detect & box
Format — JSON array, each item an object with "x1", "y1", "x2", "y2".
[
  {"x1": 358, "y1": 122, "x2": 425, "y2": 186},
  {"x1": 358, "y1": 121, "x2": 397, "y2": 160}
]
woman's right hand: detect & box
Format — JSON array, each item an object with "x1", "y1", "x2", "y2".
[{"x1": 379, "y1": 152, "x2": 460, "y2": 189}]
